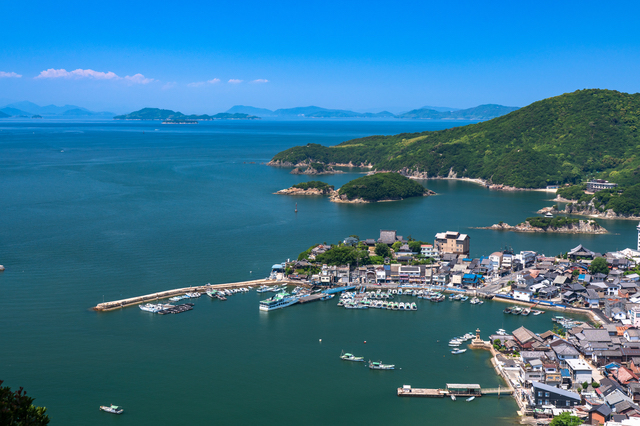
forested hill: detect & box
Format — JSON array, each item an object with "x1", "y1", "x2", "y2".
[{"x1": 270, "y1": 89, "x2": 640, "y2": 188}]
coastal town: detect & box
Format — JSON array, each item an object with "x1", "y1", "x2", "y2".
[{"x1": 263, "y1": 225, "x2": 640, "y2": 426}]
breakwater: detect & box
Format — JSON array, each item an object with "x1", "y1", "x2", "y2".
[{"x1": 92, "y1": 279, "x2": 305, "y2": 312}]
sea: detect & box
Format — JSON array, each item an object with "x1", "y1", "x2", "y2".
[{"x1": 1, "y1": 118, "x2": 636, "y2": 425}]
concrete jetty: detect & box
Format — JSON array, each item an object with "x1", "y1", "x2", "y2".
[{"x1": 93, "y1": 279, "x2": 306, "y2": 312}]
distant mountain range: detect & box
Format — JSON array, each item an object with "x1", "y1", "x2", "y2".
[
  {"x1": 0, "y1": 101, "x2": 115, "y2": 118},
  {"x1": 113, "y1": 108, "x2": 260, "y2": 120},
  {"x1": 224, "y1": 104, "x2": 517, "y2": 120}
]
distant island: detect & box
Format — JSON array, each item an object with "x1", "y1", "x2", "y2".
[
  {"x1": 269, "y1": 89, "x2": 640, "y2": 191},
  {"x1": 113, "y1": 108, "x2": 260, "y2": 121},
  {"x1": 32, "y1": 115, "x2": 42, "y2": 119},
  {"x1": 477, "y1": 217, "x2": 607, "y2": 234},
  {"x1": 276, "y1": 181, "x2": 335, "y2": 195},
  {"x1": 330, "y1": 173, "x2": 434, "y2": 203},
  {"x1": 0, "y1": 101, "x2": 115, "y2": 117},
  {"x1": 226, "y1": 104, "x2": 518, "y2": 120}
]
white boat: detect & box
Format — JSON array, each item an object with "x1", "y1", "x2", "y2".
[
  {"x1": 449, "y1": 340, "x2": 462, "y2": 347},
  {"x1": 451, "y1": 348, "x2": 467, "y2": 354},
  {"x1": 256, "y1": 285, "x2": 270, "y2": 293},
  {"x1": 259, "y1": 292, "x2": 299, "y2": 311},
  {"x1": 451, "y1": 395, "x2": 456, "y2": 401},
  {"x1": 100, "y1": 405, "x2": 123, "y2": 414},
  {"x1": 368, "y1": 360, "x2": 395, "y2": 370},
  {"x1": 496, "y1": 329, "x2": 508, "y2": 336},
  {"x1": 340, "y1": 351, "x2": 364, "y2": 362},
  {"x1": 466, "y1": 396, "x2": 475, "y2": 402}
]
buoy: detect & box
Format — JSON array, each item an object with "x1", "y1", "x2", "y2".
[
  {"x1": 364, "y1": 341, "x2": 367, "y2": 344},
  {"x1": 319, "y1": 339, "x2": 322, "y2": 342}
]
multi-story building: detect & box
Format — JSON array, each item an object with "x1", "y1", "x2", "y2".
[
  {"x1": 420, "y1": 244, "x2": 440, "y2": 260},
  {"x1": 434, "y1": 231, "x2": 470, "y2": 256}
]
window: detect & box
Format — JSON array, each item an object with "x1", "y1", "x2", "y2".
[
  {"x1": 545, "y1": 392, "x2": 549, "y2": 397},
  {"x1": 538, "y1": 391, "x2": 542, "y2": 397},
  {"x1": 545, "y1": 400, "x2": 549, "y2": 406},
  {"x1": 566, "y1": 401, "x2": 570, "y2": 406}
]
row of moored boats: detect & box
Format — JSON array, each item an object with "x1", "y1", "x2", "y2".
[
  {"x1": 448, "y1": 332, "x2": 475, "y2": 354},
  {"x1": 503, "y1": 306, "x2": 544, "y2": 316},
  {"x1": 340, "y1": 351, "x2": 395, "y2": 370}
]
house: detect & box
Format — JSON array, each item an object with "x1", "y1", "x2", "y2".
[
  {"x1": 462, "y1": 273, "x2": 481, "y2": 287},
  {"x1": 513, "y1": 288, "x2": 532, "y2": 302},
  {"x1": 583, "y1": 288, "x2": 601, "y2": 308},
  {"x1": 551, "y1": 341, "x2": 580, "y2": 365},
  {"x1": 589, "y1": 404, "x2": 612, "y2": 425},
  {"x1": 625, "y1": 329, "x2": 640, "y2": 343},
  {"x1": 531, "y1": 381, "x2": 581, "y2": 408},
  {"x1": 512, "y1": 326, "x2": 543, "y2": 349},
  {"x1": 420, "y1": 244, "x2": 440, "y2": 260},
  {"x1": 519, "y1": 358, "x2": 545, "y2": 384},
  {"x1": 434, "y1": 231, "x2": 470, "y2": 256},
  {"x1": 565, "y1": 358, "x2": 593, "y2": 383},
  {"x1": 516, "y1": 251, "x2": 536, "y2": 267}
]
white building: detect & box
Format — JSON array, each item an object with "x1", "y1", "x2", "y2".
[
  {"x1": 565, "y1": 358, "x2": 592, "y2": 383},
  {"x1": 513, "y1": 288, "x2": 532, "y2": 302}
]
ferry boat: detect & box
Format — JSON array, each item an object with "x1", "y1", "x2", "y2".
[
  {"x1": 259, "y1": 292, "x2": 299, "y2": 311},
  {"x1": 100, "y1": 405, "x2": 123, "y2": 414},
  {"x1": 340, "y1": 351, "x2": 364, "y2": 362},
  {"x1": 368, "y1": 360, "x2": 395, "y2": 370}
]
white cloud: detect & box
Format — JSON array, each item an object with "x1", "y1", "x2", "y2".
[
  {"x1": 251, "y1": 79, "x2": 269, "y2": 83},
  {"x1": 228, "y1": 79, "x2": 243, "y2": 84},
  {"x1": 0, "y1": 71, "x2": 22, "y2": 78},
  {"x1": 35, "y1": 68, "x2": 155, "y2": 84},
  {"x1": 162, "y1": 82, "x2": 177, "y2": 90},
  {"x1": 207, "y1": 78, "x2": 220, "y2": 84},
  {"x1": 123, "y1": 73, "x2": 155, "y2": 84}
]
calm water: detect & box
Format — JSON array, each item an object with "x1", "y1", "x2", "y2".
[{"x1": 0, "y1": 119, "x2": 631, "y2": 425}]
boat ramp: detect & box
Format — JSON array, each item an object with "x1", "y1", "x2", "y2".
[{"x1": 397, "y1": 383, "x2": 512, "y2": 398}]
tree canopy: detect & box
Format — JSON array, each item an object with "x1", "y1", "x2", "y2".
[
  {"x1": 589, "y1": 257, "x2": 609, "y2": 275},
  {"x1": 0, "y1": 380, "x2": 50, "y2": 425},
  {"x1": 337, "y1": 173, "x2": 428, "y2": 202},
  {"x1": 549, "y1": 412, "x2": 582, "y2": 426}
]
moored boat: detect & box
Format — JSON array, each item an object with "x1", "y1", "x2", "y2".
[
  {"x1": 466, "y1": 396, "x2": 475, "y2": 402},
  {"x1": 340, "y1": 351, "x2": 364, "y2": 362},
  {"x1": 451, "y1": 348, "x2": 467, "y2": 354},
  {"x1": 100, "y1": 405, "x2": 123, "y2": 414},
  {"x1": 259, "y1": 292, "x2": 299, "y2": 311},
  {"x1": 368, "y1": 360, "x2": 395, "y2": 370}
]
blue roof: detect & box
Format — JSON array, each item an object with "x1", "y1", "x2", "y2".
[
  {"x1": 561, "y1": 368, "x2": 571, "y2": 377},
  {"x1": 578, "y1": 274, "x2": 586, "y2": 280},
  {"x1": 604, "y1": 362, "x2": 621, "y2": 370},
  {"x1": 272, "y1": 264, "x2": 285, "y2": 270}
]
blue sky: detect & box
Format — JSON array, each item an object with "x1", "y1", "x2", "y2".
[{"x1": 1, "y1": 0, "x2": 639, "y2": 113}]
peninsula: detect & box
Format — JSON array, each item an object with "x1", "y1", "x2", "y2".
[
  {"x1": 477, "y1": 217, "x2": 607, "y2": 234},
  {"x1": 548, "y1": 184, "x2": 640, "y2": 219},
  {"x1": 330, "y1": 172, "x2": 433, "y2": 203},
  {"x1": 269, "y1": 89, "x2": 640, "y2": 190},
  {"x1": 113, "y1": 108, "x2": 260, "y2": 120},
  {"x1": 290, "y1": 163, "x2": 343, "y2": 175}
]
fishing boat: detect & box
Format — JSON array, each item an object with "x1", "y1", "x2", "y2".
[
  {"x1": 340, "y1": 351, "x2": 364, "y2": 362},
  {"x1": 470, "y1": 297, "x2": 483, "y2": 305},
  {"x1": 521, "y1": 308, "x2": 531, "y2": 316},
  {"x1": 503, "y1": 307, "x2": 512, "y2": 314},
  {"x1": 532, "y1": 310, "x2": 544, "y2": 315},
  {"x1": 100, "y1": 405, "x2": 123, "y2": 414},
  {"x1": 256, "y1": 285, "x2": 270, "y2": 293},
  {"x1": 368, "y1": 360, "x2": 395, "y2": 370},
  {"x1": 449, "y1": 339, "x2": 462, "y2": 347},
  {"x1": 466, "y1": 396, "x2": 475, "y2": 402},
  {"x1": 459, "y1": 295, "x2": 469, "y2": 302},
  {"x1": 410, "y1": 303, "x2": 417, "y2": 310},
  {"x1": 451, "y1": 348, "x2": 467, "y2": 354},
  {"x1": 496, "y1": 329, "x2": 508, "y2": 336},
  {"x1": 321, "y1": 293, "x2": 335, "y2": 301},
  {"x1": 511, "y1": 307, "x2": 523, "y2": 315}
]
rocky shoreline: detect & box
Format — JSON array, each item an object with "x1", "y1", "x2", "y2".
[
  {"x1": 539, "y1": 203, "x2": 640, "y2": 221},
  {"x1": 475, "y1": 220, "x2": 607, "y2": 234},
  {"x1": 275, "y1": 187, "x2": 335, "y2": 196},
  {"x1": 329, "y1": 189, "x2": 435, "y2": 204}
]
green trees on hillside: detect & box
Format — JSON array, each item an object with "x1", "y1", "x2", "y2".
[
  {"x1": 272, "y1": 89, "x2": 640, "y2": 189},
  {"x1": 338, "y1": 173, "x2": 427, "y2": 201}
]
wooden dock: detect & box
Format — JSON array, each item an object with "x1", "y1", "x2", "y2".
[
  {"x1": 92, "y1": 279, "x2": 305, "y2": 312},
  {"x1": 397, "y1": 387, "x2": 446, "y2": 397},
  {"x1": 397, "y1": 384, "x2": 511, "y2": 398}
]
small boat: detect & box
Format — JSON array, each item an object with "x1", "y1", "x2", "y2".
[
  {"x1": 521, "y1": 308, "x2": 531, "y2": 316},
  {"x1": 532, "y1": 310, "x2": 544, "y2": 315},
  {"x1": 451, "y1": 348, "x2": 467, "y2": 354},
  {"x1": 340, "y1": 351, "x2": 364, "y2": 362},
  {"x1": 449, "y1": 340, "x2": 462, "y2": 347},
  {"x1": 369, "y1": 360, "x2": 395, "y2": 370},
  {"x1": 496, "y1": 329, "x2": 507, "y2": 336},
  {"x1": 466, "y1": 396, "x2": 475, "y2": 402},
  {"x1": 321, "y1": 293, "x2": 335, "y2": 300},
  {"x1": 511, "y1": 307, "x2": 523, "y2": 315},
  {"x1": 459, "y1": 296, "x2": 468, "y2": 302},
  {"x1": 100, "y1": 405, "x2": 123, "y2": 414},
  {"x1": 503, "y1": 307, "x2": 512, "y2": 314},
  {"x1": 451, "y1": 394, "x2": 456, "y2": 401},
  {"x1": 545, "y1": 212, "x2": 554, "y2": 218}
]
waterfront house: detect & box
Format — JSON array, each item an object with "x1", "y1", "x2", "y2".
[
  {"x1": 531, "y1": 381, "x2": 581, "y2": 408},
  {"x1": 513, "y1": 326, "x2": 543, "y2": 350},
  {"x1": 583, "y1": 289, "x2": 601, "y2": 308},
  {"x1": 420, "y1": 244, "x2": 440, "y2": 260},
  {"x1": 513, "y1": 288, "x2": 533, "y2": 302},
  {"x1": 550, "y1": 341, "x2": 580, "y2": 365},
  {"x1": 519, "y1": 358, "x2": 545, "y2": 385},
  {"x1": 516, "y1": 251, "x2": 537, "y2": 267}
]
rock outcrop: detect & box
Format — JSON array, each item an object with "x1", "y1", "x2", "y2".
[{"x1": 477, "y1": 220, "x2": 607, "y2": 234}]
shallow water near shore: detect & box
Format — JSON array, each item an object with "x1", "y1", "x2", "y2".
[{"x1": 0, "y1": 119, "x2": 627, "y2": 425}]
